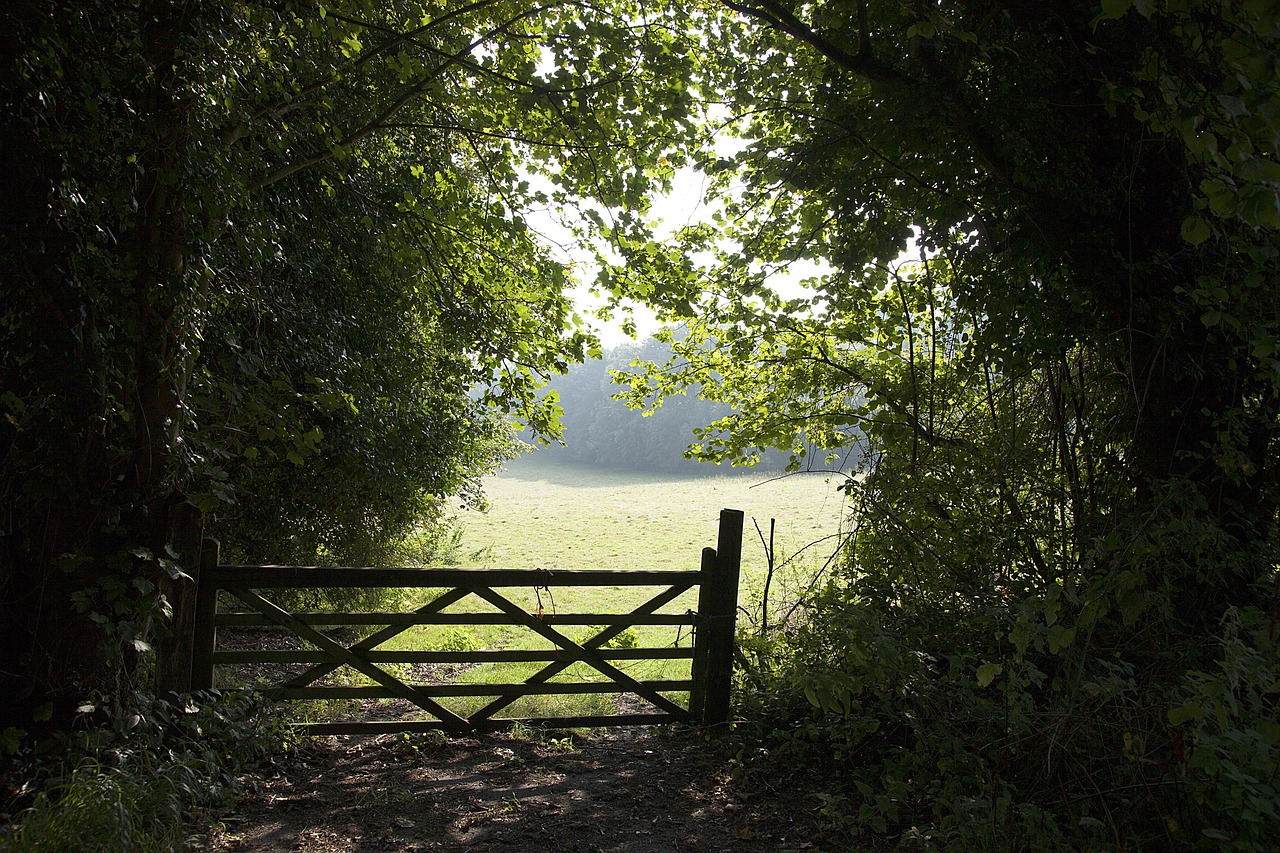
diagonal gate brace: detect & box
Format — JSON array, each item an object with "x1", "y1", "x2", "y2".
[
  {"x1": 229, "y1": 587, "x2": 472, "y2": 733},
  {"x1": 467, "y1": 579, "x2": 695, "y2": 723},
  {"x1": 468, "y1": 586, "x2": 689, "y2": 721},
  {"x1": 282, "y1": 586, "x2": 473, "y2": 689}
]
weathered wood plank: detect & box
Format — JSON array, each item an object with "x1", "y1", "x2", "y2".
[
  {"x1": 281, "y1": 586, "x2": 471, "y2": 689},
  {"x1": 688, "y1": 546, "x2": 717, "y2": 720},
  {"x1": 263, "y1": 680, "x2": 692, "y2": 700},
  {"x1": 469, "y1": 586, "x2": 691, "y2": 720},
  {"x1": 227, "y1": 587, "x2": 471, "y2": 733},
  {"x1": 213, "y1": 611, "x2": 696, "y2": 627},
  {"x1": 155, "y1": 500, "x2": 205, "y2": 695},
  {"x1": 190, "y1": 539, "x2": 221, "y2": 690},
  {"x1": 213, "y1": 647, "x2": 693, "y2": 664},
  {"x1": 698, "y1": 509, "x2": 743, "y2": 726},
  {"x1": 207, "y1": 565, "x2": 699, "y2": 588},
  {"x1": 466, "y1": 581, "x2": 697, "y2": 722},
  {"x1": 297, "y1": 714, "x2": 678, "y2": 736}
]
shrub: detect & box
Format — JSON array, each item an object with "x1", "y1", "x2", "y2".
[
  {"x1": 432, "y1": 627, "x2": 480, "y2": 653},
  {"x1": 1170, "y1": 607, "x2": 1280, "y2": 853},
  {"x1": 0, "y1": 690, "x2": 292, "y2": 852}
]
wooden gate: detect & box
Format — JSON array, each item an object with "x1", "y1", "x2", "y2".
[{"x1": 188, "y1": 509, "x2": 743, "y2": 735}]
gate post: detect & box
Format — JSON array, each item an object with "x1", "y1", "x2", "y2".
[
  {"x1": 190, "y1": 538, "x2": 220, "y2": 690},
  {"x1": 154, "y1": 498, "x2": 204, "y2": 695},
  {"x1": 690, "y1": 508, "x2": 743, "y2": 726},
  {"x1": 688, "y1": 546, "x2": 716, "y2": 720}
]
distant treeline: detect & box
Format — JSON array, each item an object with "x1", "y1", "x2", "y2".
[{"x1": 533, "y1": 336, "x2": 793, "y2": 473}]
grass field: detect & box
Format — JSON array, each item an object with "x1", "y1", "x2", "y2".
[{"x1": 452, "y1": 452, "x2": 853, "y2": 578}]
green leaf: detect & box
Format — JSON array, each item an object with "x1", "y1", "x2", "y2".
[
  {"x1": 1044, "y1": 585, "x2": 1061, "y2": 627},
  {"x1": 1168, "y1": 702, "x2": 1204, "y2": 725},
  {"x1": 1, "y1": 728, "x2": 26, "y2": 755},
  {"x1": 1099, "y1": 0, "x2": 1134, "y2": 20},
  {"x1": 977, "y1": 662, "x2": 1003, "y2": 687},
  {"x1": 1010, "y1": 623, "x2": 1031, "y2": 654},
  {"x1": 1216, "y1": 94, "x2": 1249, "y2": 118},
  {"x1": 1181, "y1": 215, "x2": 1212, "y2": 245},
  {"x1": 1048, "y1": 625, "x2": 1076, "y2": 654}
]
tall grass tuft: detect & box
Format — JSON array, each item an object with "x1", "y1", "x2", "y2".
[
  {"x1": 1, "y1": 690, "x2": 293, "y2": 852},
  {"x1": 5, "y1": 762, "x2": 185, "y2": 853}
]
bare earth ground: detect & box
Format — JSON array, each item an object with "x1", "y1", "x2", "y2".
[{"x1": 209, "y1": 724, "x2": 842, "y2": 853}]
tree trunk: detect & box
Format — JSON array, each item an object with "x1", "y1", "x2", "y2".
[{"x1": 0, "y1": 0, "x2": 202, "y2": 732}]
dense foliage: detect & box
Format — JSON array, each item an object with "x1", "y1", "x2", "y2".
[
  {"x1": 607, "y1": 1, "x2": 1280, "y2": 850},
  {"x1": 0, "y1": 690, "x2": 290, "y2": 852}
]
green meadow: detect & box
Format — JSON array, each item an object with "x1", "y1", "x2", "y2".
[
  {"x1": 453, "y1": 452, "x2": 852, "y2": 577},
  {"x1": 438, "y1": 452, "x2": 855, "y2": 651}
]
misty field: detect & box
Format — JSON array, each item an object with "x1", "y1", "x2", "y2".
[{"x1": 452, "y1": 452, "x2": 852, "y2": 580}]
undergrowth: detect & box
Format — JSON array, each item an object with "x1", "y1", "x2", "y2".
[
  {"x1": 732, "y1": 584, "x2": 1280, "y2": 853},
  {"x1": 0, "y1": 689, "x2": 294, "y2": 852}
]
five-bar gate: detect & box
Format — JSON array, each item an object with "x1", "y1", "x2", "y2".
[{"x1": 190, "y1": 509, "x2": 743, "y2": 735}]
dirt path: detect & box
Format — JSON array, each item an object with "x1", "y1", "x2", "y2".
[{"x1": 210, "y1": 726, "x2": 838, "y2": 853}]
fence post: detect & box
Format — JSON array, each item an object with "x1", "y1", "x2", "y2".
[
  {"x1": 692, "y1": 508, "x2": 743, "y2": 726},
  {"x1": 190, "y1": 538, "x2": 220, "y2": 690},
  {"x1": 688, "y1": 546, "x2": 717, "y2": 720},
  {"x1": 154, "y1": 499, "x2": 204, "y2": 696}
]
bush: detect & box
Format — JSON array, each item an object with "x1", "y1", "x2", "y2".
[
  {"x1": 733, "y1": 570, "x2": 1280, "y2": 853},
  {"x1": 0, "y1": 690, "x2": 293, "y2": 852},
  {"x1": 216, "y1": 510, "x2": 465, "y2": 615},
  {"x1": 1171, "y1": 607, "x2": 1280, "y2": 853}
]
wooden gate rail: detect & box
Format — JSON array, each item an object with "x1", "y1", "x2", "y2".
[{"x1": 188, "y1": 509, "x2": 744, "y2": 735}]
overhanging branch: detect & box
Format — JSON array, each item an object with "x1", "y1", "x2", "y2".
[{"x1": 719, "y1": 0, "x2": 917, "y2": 85}]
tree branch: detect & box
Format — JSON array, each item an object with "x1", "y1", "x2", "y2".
[
  {"x1": 249, "y1": 5, "x2": 549, "y2": 191},
  {"x1": 719, "y1": 0, "x2": 917, "y2": 85}
]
